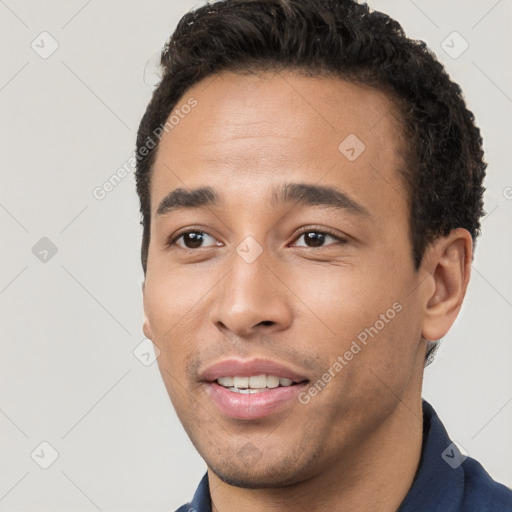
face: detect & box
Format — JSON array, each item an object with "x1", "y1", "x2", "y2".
[{"x1": 142, "y1": 71, "x2": 431, "y2": 487}]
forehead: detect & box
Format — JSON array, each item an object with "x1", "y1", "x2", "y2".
[{"x1": 150, "y1": 70, "x2": 407, "y2": 216}]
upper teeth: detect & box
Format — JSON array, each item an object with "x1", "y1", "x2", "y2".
[{"x1": 217, "y1": 375, "x2": 294, "y2": 389}]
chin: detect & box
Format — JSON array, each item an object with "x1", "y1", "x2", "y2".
[
  {"x1": 211, "y1": 467, "x2": 298, "y2": 489},
  {"x1": 206, "y1": 451, "x2": 315, "y2": 489}
]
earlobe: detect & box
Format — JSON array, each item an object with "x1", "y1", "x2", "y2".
[
  {"x1": 421, "y1": 229, "x2": 472, "y2": 342},
  {"x1": 143, "y1": 317, "x2": 153, "y2": 340},
  {"x1": 141, "y1": 281, "x2": 153, "y2": 340}
]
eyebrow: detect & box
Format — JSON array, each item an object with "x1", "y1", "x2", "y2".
[{"x1": 156, "y1": 182, "x2": 371, "y2": 218}]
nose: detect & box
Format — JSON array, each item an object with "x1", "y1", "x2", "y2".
[{"x1": 209, "y1": 250, "x2": 293, "y2": 339}]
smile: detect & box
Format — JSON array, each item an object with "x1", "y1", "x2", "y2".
[
  {"x1": 200, "y1": 359, "x2": 310, "y2": 420},
  {"x1": 216, "y1": 374, "x2": 297, "y2": 393}
]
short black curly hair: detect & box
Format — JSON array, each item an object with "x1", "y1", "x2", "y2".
[{"x1": 135, "y1": 0, "x2": 486, "y2": 277}]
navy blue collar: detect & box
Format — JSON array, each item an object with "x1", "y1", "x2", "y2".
[{"x1": 178, "y1": 399, "x2": 512, "y2": 512}]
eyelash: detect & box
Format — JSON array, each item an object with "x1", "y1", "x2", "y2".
[{"x1": 167, "y1": 226, "x2": 348, "y2": 249}]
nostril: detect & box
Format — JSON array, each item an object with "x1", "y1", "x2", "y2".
[{"x1": 259, "y1": 320, "x2": 274, "y2": 326}]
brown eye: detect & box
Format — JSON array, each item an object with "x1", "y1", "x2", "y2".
[
  {"x1": 293, "y1": 230, "x2": 346, "y2": 248},
  {"x1": 303, "y1": 232, "x2": 326, "y2": 247},
  {"x1": 171, "y1": 231, "x2": 219, "y2": 249}
]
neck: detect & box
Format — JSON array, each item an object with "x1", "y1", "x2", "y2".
[{"x1": 209, "y1": 372, "x2": 424, "y2": 512}]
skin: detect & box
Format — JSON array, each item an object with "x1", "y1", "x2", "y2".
[{"x1": 142, "y1": 70, "x2": 472, "y2": 512}]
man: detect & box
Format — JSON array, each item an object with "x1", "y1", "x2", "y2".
[{"x1": 134, "y1": 0, "x2": 512, "y2": 510}]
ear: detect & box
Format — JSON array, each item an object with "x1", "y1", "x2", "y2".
[
  {"x1": 141, "y1": 280, "x2": 154, "y2": 340},
  {"x1": 421, "y1": 228, "x2": 473, "y2": 342}
]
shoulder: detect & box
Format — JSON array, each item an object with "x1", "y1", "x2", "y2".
[
  {"x1": 461, "y1": 456, "x2": 512, "y2": 511},
  {"x1": 174, "y1": 506, "x2": 195, "y2": 512},
  {"x1": 172, "y1": 473, "x2": 211, "y2": 512}
]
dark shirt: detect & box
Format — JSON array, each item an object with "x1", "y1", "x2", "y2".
[{"x1": 176, "y1": 399, "x2": 512, "y2": 511}]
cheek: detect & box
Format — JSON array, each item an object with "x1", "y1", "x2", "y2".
[
  {"x1": 144, "y1": 263, "x2": 225, "y2": 399},
  {"x1": 289, "y1": 263, "x2": 420, "y2": 392},
  {"x1": 289, "y1": 263, "x2": 404, "y2": 346},
  {"x1": 145, "y1": 260, "x2": 216, "y2": 334},
  {"x1": 338, "y1": 295, "x2": 422, "y2": 402}
]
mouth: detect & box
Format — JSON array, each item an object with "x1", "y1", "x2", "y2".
[
  {"x1": 215, "y1": 374, "x2": 303, "y2": 394},
  {"x1": 200, "y1": 359, "x2": 310, "y2": 420}
]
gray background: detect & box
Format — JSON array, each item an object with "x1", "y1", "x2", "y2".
[{"x1": 0, "y1": 0, "x2": 511, "y2": 510}]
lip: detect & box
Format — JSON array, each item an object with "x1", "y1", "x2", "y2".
[
  {"x1": 200, "y1": 358, "x2": 310, "y2": 420},
  {"x1": 200, "y1": 358, "x2": 309, "y2": 383},
  {"x1": 205, "y1": 381, "x2": 308, "y2": 420}
]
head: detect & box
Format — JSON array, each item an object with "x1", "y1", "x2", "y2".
[{"x1": 136, "y1": 0, "x2": 485, "y2": 489}]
